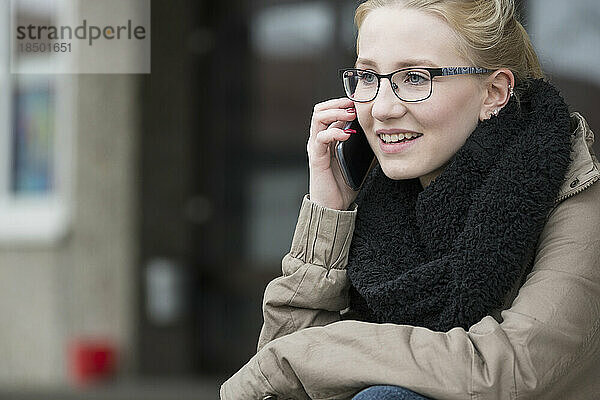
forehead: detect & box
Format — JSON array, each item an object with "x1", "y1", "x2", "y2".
[{"x1": 357, "y1": 7, "x2": 466, "y2": 69}]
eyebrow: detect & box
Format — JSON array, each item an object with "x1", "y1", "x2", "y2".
[{"x1": 354, "y1": 58, "x2": 438, "y2": 69}]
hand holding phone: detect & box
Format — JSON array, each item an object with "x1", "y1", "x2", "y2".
[{"x1": 307, "y1": 98, "x2": 368, "y2": 210}]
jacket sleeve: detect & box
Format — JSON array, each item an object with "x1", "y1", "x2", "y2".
[
  {"x1": 221, "y1": 182, "x2": 600, "y2": 400},
  {"x1": 256, "y1": 194, "x2": 357, "y2": 352}
]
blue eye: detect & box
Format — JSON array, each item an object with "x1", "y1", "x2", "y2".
[
  {"x1": 405, "y1": 72, "x2": 428, "y2": 85},
  {"x1": 359, "y1": 71, "x2": 377, "y2": 84}
]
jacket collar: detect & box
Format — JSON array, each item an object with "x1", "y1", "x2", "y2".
[{"x1": 556, "y1": 113, "x2": 600, "y2": 203}]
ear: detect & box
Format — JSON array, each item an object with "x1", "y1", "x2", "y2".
[{"x1": 479, "y1": 68, "x2": 515, "y2": 121}]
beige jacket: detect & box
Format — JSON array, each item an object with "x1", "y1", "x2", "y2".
[{"x1": 220, "y1": 113, "x2": 600, "y2": 400}]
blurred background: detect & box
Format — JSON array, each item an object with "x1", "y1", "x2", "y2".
[{"x1": 0, "y1": 0, "x2": 598, "y2": 398}]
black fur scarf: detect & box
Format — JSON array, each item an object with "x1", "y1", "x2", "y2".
[{"x1": 345, "y1": 79, "x2": 573, "y2": 332}]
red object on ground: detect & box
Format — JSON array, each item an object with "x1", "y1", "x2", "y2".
[{"x1": 68, "y1": 339, "x2": 117, "y2": 386}]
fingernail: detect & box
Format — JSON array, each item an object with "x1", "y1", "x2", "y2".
[
  {"x1": 346, "y1": 108, "x2": 356, "y2": 113},
  {"x1": 344, "y1": 129, "x2": 356, "y2": 134}
]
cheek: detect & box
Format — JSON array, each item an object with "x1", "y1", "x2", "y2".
[
  {"x1": 421, "y1": 91, "x2": 480, "y2": 135},
  {"x1": 355, "y1": 105, "x2": 372, "y2": 128}
]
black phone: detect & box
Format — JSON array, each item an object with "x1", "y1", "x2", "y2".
[{"x1": 334, "y1": 119, "x2": 377, "y2": 191}]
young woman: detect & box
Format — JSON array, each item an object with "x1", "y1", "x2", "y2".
[{"x1": 221, "y1": 0, "x2": 600, "y2": 399}]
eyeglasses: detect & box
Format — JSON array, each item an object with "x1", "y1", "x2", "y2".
[{"x1": 339, "y1": 66, "x2": 491, "y2": 103}]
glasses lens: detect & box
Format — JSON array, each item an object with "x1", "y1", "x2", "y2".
[
  {"x1": 391, "y1": 69, "x2": 432, "y2": 101},
  {"x1": 342, "y1": 70, "x2": 378, "y2": 101}
]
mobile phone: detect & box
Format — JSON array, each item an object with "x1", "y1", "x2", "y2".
[{"x1": 334, "y1": 119, "x2": 377, "y2": 191}]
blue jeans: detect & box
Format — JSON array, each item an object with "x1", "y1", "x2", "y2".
[{"x1": 352, "y1": 385, "x2": 434, "y2": 400}]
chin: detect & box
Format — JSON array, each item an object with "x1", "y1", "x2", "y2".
[{"x1": 378, "y1": 162, "x2": 421, "y2": 181}]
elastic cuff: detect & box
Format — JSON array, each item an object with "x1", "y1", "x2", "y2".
[{"x1": 289, "y1": 194, "x2": 357, "y2": 270}]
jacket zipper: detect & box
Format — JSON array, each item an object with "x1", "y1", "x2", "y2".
[{"x1": 554, "y1": 173, "x2": 600, "y2": 204}]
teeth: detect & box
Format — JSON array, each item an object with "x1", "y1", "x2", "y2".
[{"x1": 380, "y1": 132, "x2": 421, "y2": 143}]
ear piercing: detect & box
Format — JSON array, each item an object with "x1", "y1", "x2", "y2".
[
  {"x1": 486, "y1": 84, "x2": 512, "y2": 120},
  {"x1": 486, "y1": 108, "x2": 500, "y2": 120},
  {"x1": 489, "y1": 83, "x2": 513, "y2": 118}
]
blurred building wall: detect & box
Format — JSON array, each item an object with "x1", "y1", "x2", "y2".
[{"x1": 0, "y1": 74, "x2": 140, "y2": 388}]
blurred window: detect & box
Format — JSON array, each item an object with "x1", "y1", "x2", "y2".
[
  {"x1": 0, "y1": 0, "x2": 74, "y2": 244},
  {"x1": 244, "y1": 168, "x2": 308, "y2": 267},
  {"x1": 528, "y1": 0, "x2": 600, "y2": 154},
  {"x1": 238, "y1": 1, "x2": 359, "y2": 269},
  {"x1": 251, "y1": 2, "x2": 335, "y2": 60},
  {"x1": 529, "y1": 0, "x2": 600, "y2": 85}
]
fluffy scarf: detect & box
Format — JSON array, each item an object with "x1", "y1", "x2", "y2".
[{"x1": 344, "y1": 79, "x2": 573, "y2": 332}]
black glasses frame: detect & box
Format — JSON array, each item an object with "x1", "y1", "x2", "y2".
[{"x1": 339, "y1": 66, "x2": 491, "y2": 103}]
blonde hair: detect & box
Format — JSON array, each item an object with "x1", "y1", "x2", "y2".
[{"x1": 355, "y1": 0, "x2": 543, "y2": 93}]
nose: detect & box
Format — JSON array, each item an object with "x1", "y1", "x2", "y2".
[{"x1": 371, "y1": 77, "x2": 408, "y2": 122}]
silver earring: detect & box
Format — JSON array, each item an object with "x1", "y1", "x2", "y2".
[
  {"x1": 492, "y1": 109, "x2": 499, "y2": 116},
  {"x1": 509, "y1": 84, "x2": 514, "y2": 98}
]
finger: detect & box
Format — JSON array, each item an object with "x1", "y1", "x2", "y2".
[
  {"x1": 312, "y1": 108, "x2": 357, "y2": 134},
  {"x1": 313, "y1": 97, "x2": 355, "y2": 113},
  {"x1": 328, "y1": 120, "x2": 347, "y2": 130},
  {"x1": 311, "y1": 128, "x2": 351, "y2": 159}
]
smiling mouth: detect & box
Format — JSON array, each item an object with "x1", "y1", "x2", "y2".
[{"x1": 379, "y1": 132, "x2": 423, "y2": 144}]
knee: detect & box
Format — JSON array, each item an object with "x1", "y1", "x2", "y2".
[{"x1": 352, "y1": 385, "x2": 433, "y2": 400}]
